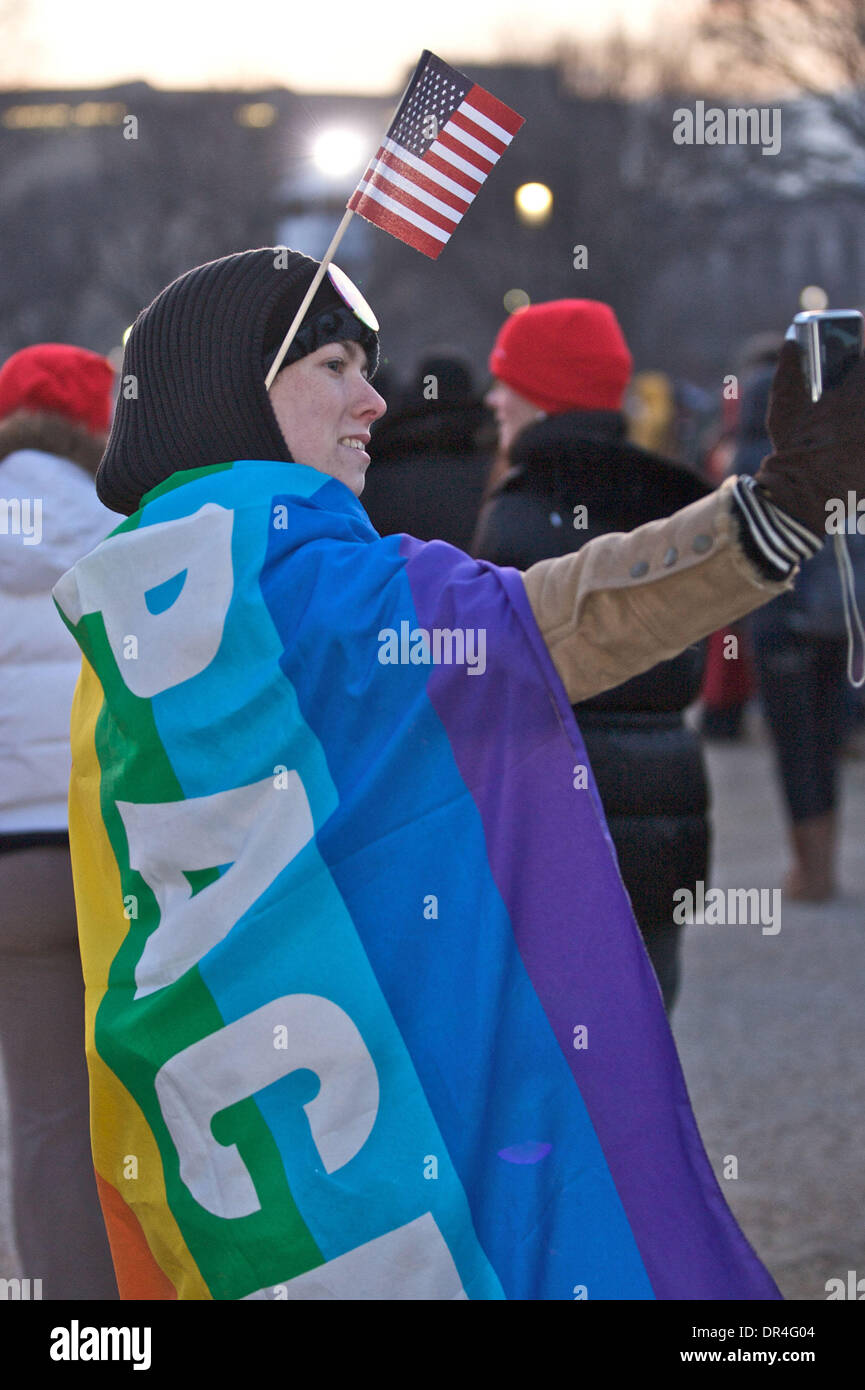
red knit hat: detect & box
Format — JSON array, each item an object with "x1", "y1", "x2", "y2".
[
  {"x1": 488, "y1": 299, "x2": 633, "y2": 413},
  {"x1": 0, "y1": 343, "x2": 114, "y2": 435}
]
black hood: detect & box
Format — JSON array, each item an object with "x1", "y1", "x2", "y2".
[{"x1": 96, "y1": 247, "x2": 374, "y2": 516}]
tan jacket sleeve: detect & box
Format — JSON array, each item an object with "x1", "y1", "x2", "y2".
[{"x1": 521, "y1": 476, "x2": 797, "y2": 704}]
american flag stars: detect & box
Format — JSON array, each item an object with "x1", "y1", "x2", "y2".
[
  {"x1": 394, "y1": 60, "x2": 470, "y2": 159},
  {"x1": 347, "y1": 50, "x2": 525, "y2": 259}
]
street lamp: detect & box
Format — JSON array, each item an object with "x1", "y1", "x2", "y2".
[
  {"x1": 312, "y1": 129, "x2": 367, "y2": 179},
  {"x1": 503, "y1": 289, "x2": 530, "y2": 313},
  {"x1": 800, "y1": 285, "x2": 829, "y2": 311},
  {"x1": 235, "y1": 103, "x2": 277, "y2": 128},
  {"x1": 515, "y1": 182, "x2": 553, "y2": 225}
]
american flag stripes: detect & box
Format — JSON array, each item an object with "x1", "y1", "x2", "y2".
[{"x1": 347, "y1": 51, "x2": 525, "y2": 259}]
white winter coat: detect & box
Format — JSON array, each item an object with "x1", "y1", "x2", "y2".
[{"x1": 0, "y1": 448, "x2": 115, "y2": 832}]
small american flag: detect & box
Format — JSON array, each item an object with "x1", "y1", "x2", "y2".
[{"x1": 347, "y1": 50, "x2": 524, "y2": 259}]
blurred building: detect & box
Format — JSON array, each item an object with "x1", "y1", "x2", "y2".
[{"x1": 2, "y1": 68, "x2": 865, "y2": 393}]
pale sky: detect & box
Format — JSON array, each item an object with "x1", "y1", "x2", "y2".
[{"x1": 3, "y1": 0, "x2": 693, "y2": 91}]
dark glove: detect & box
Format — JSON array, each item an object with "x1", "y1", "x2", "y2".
[{"x1": 754, "y1": 338, "x2": 865, "y2": 534}]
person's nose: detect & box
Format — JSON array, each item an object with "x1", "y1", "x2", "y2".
[
  {"x1": 484, "y1": 382, "x2": 501, "y2": 411},
  {"x1": 355, "y1": 377, "x2": 387, "y2": 422}
]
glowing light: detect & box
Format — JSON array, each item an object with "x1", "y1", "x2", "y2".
[
  {"x1": 515, "y1": 182, "x2": 553, "y2": 224},
  {"x1": 234, "y1": 103, "x2": 277, "y2": 128},
  {"x1": 503, "y1": 288, "x2": 530, "y2": 314},
  {"x1": 800, "y1": 285, "x2": 829, "y2": 311},
  {"x1": 72, "y1": 102, "x2": 126, "y2": 126},
  {"x1": 311, "y1": 128, "x2": 367, "y2": 178},
  {"x1": 1, "y1": 101, "x2": 125, "y2": 129}
]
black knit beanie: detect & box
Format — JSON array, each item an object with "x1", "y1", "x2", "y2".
[{"x1": 96, "y1": 247, "x2": 380, "y2": 515}]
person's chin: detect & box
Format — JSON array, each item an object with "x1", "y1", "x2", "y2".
[
  {"x1": 333, "y1": 446, "x2": 369, "y2": 496},
  {"x1": 347, "y1": 459, "x2": 369, "y2": 498}
]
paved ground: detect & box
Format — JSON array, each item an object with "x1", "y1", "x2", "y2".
[
  {"x1": 673, "y1": 707, "x2": 865, "y2": 1302},
  {"x1": 2, "y1": 707, "x2": 863, "y2": 1300}
]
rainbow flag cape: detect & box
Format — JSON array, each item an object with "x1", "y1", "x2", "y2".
[{"x1": 53, "y1": 459, "x2": 781, "y2": 1301}]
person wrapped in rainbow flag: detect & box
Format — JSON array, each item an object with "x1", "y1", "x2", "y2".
[{"x1": 53, "y1": 248, "x2": 863, "y2": 1299}]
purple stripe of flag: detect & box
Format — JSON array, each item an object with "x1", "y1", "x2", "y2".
[{"x1": 402, "y1": 539, "x2": 781, "y2": 1300}]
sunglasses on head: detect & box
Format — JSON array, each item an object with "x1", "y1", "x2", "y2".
[{"x1": 327, "y1": 263, "x2": 379, "y2": 333}]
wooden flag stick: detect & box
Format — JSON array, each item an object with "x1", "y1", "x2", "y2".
[{"x1": 265, "y1": 209, "x2": 355, "y2": 391}]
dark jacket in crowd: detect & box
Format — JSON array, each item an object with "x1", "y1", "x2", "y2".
[
  {"x1": 362, "y1": 355, "x2": 492, "y2": 551},
  {"x1": 471, "y1": 410, "x2": 711, "y2": 968}
]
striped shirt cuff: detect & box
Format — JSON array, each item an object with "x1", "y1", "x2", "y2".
[{"x1": 731, "y1": 475, "x2": 822, "y2": 579}]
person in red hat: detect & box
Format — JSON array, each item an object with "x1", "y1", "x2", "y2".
[
  {"x1": 486, "y1": 298, "x2": 634, "y2": 432},
  {"x1": 473, "y1": 300, "x2": 713, "y2": 1011},
  {"x1": 0, "y1": 343, "x2": 118, "y2": 1298},
  {"x1": 0, "y1": 342, "x2": 115, "y2": 436}
]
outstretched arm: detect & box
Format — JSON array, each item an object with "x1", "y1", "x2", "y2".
[
  {"x1": 521, "y1": 476, "x2": 801, "y2": 703},
  {"x1": 522, "y1": 341, "x2": 865, "y2": 703}
]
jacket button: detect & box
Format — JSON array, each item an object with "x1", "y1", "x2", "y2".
[
  {"x1": 629, "y1": 559, "x2": 649, "y2": 578},
  {"x1": 692, "y1": 533, "x2": 713, "y2": 553},
  {"x1": 663, "y1": 546, "x2": 678, "y2": 566}
]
